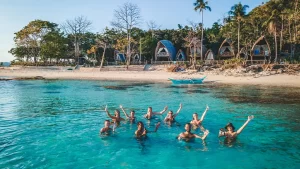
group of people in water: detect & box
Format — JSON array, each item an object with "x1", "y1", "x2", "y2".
[{"x1": 100, "y1": 104, "x2": 254, "y2": 143}]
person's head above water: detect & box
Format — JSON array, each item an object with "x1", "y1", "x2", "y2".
[
  {"x1": 192, "y1": 113, "x2": 198, "y2": 120},
  {"x1": 166, "y1": 111, "x2": 174, "y2": 119},
  {"x1": 225, "y1": 123, "x2": 235, "y2": 132},
  {"x1": 185, "y1": 123, "x2": 192, "y2": 132},
  {"x1": 104, "y1": 120, "x2": 110, "y2": 128},
  {"x1": 114, "y1": 110, "x2": 121, "y2": 118},
  {"x1": 147, "y1": 107, "x2": 152, "y2": 113},
  {"x1": 130, "y1": 110, "x2": 135, "y2": 117},
  {"x1": 137, "y1": 121, "x2": 144, "y2": 131}
]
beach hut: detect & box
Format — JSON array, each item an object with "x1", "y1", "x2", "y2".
[
  {"x1": 114, "y1": 50, "x2": 126, "y2": 62},
  {"x1": 155, "y1": 40, "x2": 176, "y2": 61},
  {"x1": 251, "y1": 36, "x2": 271, "y2": 63},
  {"x1": 132, "y1": 54, "x2": 140, "y2": 63},
  {"x1": 205, "y1": 49, "x2": 215, "y2": 60},
  {"x1": 188, "y1": 38, "x2": 207, "y2": 60},
  {"x1": 218, "y1": 38, "x2": 235, "y2": 59},
  {"x1": 204, "y1": 49, "x2": 215, "y2": 64},
  {"x1": 176, "y1": 49, "x2": 186, "y2": 61}
]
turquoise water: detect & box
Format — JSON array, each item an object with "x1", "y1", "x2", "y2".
[{"x1": 0, "y1": 79, "x2": 299, "y2": 169}]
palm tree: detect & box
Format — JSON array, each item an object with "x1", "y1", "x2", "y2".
[
  {"x1": 194, "y1": 0, "x2": 211, "y2": 61},
  {"x1": 228, "y1": 2, "x2": 249, "y2": 58}
]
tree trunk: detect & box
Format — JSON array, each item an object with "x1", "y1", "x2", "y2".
[
  {"x1": 289, "y1": 18, "x2": 293, "y2": 59},
  {"x1": 193, "y1": 43, "x2": 196, "y2": 69},
  {"x1": 126, "y1": 30, "x2": 131, "y2": 70},
  {"x1": 201, "y1": 10, "x2": 204, "y2": 61},
  {"x1": 237, "y1": 20, "x2": 240, "y2": 59},
  {"x1": 100, "y1": 44, "x2": 107, "y2": 72},
  {"x1": 280, "y1": 15, "x2": 284, "y2": 52},
  {"x1": 75, "y1": 36, "x2": 78, "y2": 65},
  {"x1": 274, "y1": 28, "x2": 278, "y2": 63}
]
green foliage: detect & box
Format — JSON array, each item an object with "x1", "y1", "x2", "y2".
[{"x1": 8, "y1": 1, "x2": 300, "y2": 66}]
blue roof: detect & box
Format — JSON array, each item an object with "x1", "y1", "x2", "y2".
[
  {"x1": 160, "y1": 40, "x2": 176, "y2": 61},
  {"x1": 118, "y1": 54, "x2": 126, "y2": 62},
  {"x1": 177, "y1": 50, "x2": 186, "y2": 60}
]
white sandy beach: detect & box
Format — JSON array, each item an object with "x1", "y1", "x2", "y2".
[{"x1": 0, "y1": 66, "x2": 300, "y2": 87}]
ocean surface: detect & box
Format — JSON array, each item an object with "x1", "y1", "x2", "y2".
[{"x1": 0, "y1": 79, "x2": 299, "y2": 169}]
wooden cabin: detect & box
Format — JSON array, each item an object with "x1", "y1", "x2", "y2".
[
  {"x1": 218, "y1": 39, "x2": 235, "y2": 59},
  {"x1": 251, "y1": 36, "x2": 271, "y2": 63}
]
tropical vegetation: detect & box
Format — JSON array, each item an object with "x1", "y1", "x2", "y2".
[{"x1": 9, "y1": 0, "x2": 300, "y2": 66}]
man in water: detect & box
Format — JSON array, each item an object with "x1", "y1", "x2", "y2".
[
  {"x1": 144, "y1": 106, "x2": 168, "y2": 120},
  {"x1": 100, "y1": 120, "x2": 115, "y2": 135},
  {"x1": 178, "y1": 123, "x2": 209, "y2": 142}
]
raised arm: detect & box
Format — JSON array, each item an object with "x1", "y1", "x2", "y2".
[
  {"x1": 147, "y1": 122, "x2": 161, "y2": 133},
  {"x1": 104, "y1": 105, "x2": 116, "y2": 120},
  {"x1": 200, "y1": 105, "x2": 209, "y2": 122},
  {"x1": 194, "y1": 130, "x2": 209, "y2": 140},
  {"x1": 236, "y1": 115, "x2": 254, "y2": 135},
  {"x1": 119, "y1": 105, "x2": 129, "y2": 119},
  {"x1": 173, "y1": 103, "x2": 182, "y2": 118},
  {"x1": 153, "y1": 106, "x2": 168, "y2": 115}
]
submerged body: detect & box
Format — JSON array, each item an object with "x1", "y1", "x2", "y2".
[
  {"x1": 219, "y1": 115, "x2": 254, "y2": 144},
  {"x1": 178, "y1": 123, "x2": 209, "y2": 142},
  {"x1": 144, "y1": 106, "x2": 168, "y2": 120}
]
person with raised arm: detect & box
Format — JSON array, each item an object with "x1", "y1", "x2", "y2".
[
  {"x1": 119, "y1": 105, "x2": 136, "y2": 122},
  {"x1": 177, "y1": 123, "x2": 209, "y2": 142},
  {"x1": 99, "y1": 120, "x2": 116, "y2": 135},
  {"x1": 190, "y1": 105, "x2": 209, "y2": 128},
  {"x1": 218, "y1": 115, "x2": 254, "y2": 143},
  {"x1": 104, "y1": 105, "x2": 125, "y2": 125},
  {"x1": 164, "y1": 103, "x2": 182, "y2": 123},
  {"x1": 144, "y1": 106, "x2": 168, "y2": 120},
  {"x1": 135, "y1": 121, "x2": 161, "y2": 138}
]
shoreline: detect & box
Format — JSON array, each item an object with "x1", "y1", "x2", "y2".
[{"x1": 1, "y1": 67, "x2": 300, "y2": 88}]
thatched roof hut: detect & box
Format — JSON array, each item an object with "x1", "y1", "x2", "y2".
[{"x1": 218, "y1": 38, "x2": 235, "y2": 59}]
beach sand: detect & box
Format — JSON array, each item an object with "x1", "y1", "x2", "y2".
[{"x1": 0, "y1": 66, "x2": 300, "y2": 88}]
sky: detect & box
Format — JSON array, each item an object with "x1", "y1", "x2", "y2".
[{"x1": 0, "y1": 0, "x2": 267, "y2": 62}]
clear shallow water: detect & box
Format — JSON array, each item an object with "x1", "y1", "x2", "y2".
[{"x1": 0, "y1": 79, "x2": 299, "y2": 169}]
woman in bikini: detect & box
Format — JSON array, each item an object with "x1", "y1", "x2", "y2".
[
  {"x1": 104, "y1": 105, "x2": 125, "y2": 125},
  {"x1": 190, "y1": 105, "x2": 209, "y2": 130}
]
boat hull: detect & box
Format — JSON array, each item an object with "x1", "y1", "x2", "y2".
[{"x1": 169, "y1": 77, "x2": 206, "y2": 84}]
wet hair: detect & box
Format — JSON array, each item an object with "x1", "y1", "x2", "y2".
[
  {"x1": 131, "y1": 110, "x2": 135, "y2": 114},
  {"x1": 115, "y1": 110, "x2": 120, "y2": 116},
  {"x1": 185, "y1": 123, "x2": 192, "y2": 132},
  {"x1": 137, "y1": 121, "x2": 144, "y2": 130},
  {"x1": 105, "y1": 120, "x2": 110, "y2": 123},
  {"x1": 225, "y1": 123, "x2": 235, "y2": 131},
  {"x1": 169, "y1": 111, "x2": 173, "y2": 115}
]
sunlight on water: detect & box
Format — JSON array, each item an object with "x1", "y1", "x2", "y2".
[{"x1": 0, "y1": 80, "x2": 299, "y2": 168}]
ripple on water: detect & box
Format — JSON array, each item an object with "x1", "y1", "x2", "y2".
[{"x1": 0, "y1": 80, "x2": 300, "y2": 168}]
